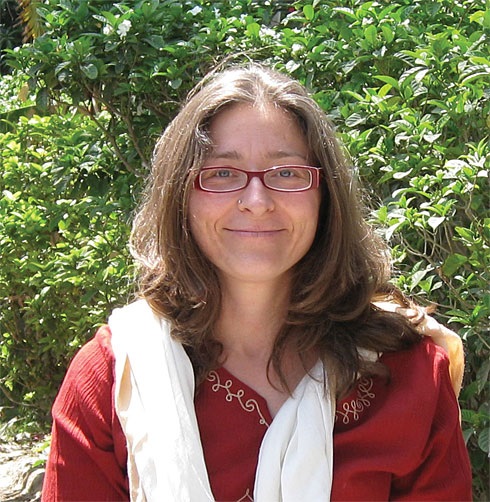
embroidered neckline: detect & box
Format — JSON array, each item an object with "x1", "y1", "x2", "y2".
[
  {"x1": 207, "y1": 370, "x2": 271, "y2": 427},
  {"x1": 208, "y1": 368, "x2": 376, "y2": 427},
  {"x1": 335, "y1": 377, "x2": 375, "y2": 424}
]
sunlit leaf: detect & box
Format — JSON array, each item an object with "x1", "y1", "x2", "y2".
[
  {"x1": 303, "y1": 5, "x2": 315, "y2": 21},
  {"x1": 427, "y1": 216, "x2": 445, "y2": 229}
]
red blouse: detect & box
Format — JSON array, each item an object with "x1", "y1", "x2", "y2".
[{"x1": 42, "y1": 326, "x2": 472, "y2": 501}]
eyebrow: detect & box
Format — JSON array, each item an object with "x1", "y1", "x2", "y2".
[
  {"x1": 207, "y1": 149, "x2": 309, "y2": 161},
  {"x1": 207, "y1": 150, "x2": 241, "y2": 161}
]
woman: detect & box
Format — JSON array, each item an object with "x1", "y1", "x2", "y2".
[{"x1": 42, "y1": 64, "x2": 472, "y2": 501}]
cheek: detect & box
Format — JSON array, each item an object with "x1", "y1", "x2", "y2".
[
  {"x1": 187, "y1": 194, "x2": 204, "y2": 246},
  {"x1": 187, "y1": 192, "x2": 219, "y2": 250},
  {"x1": 302, "y1": 190, "x2": 322, "y2": 229},
  {"x1": 188, "y1": 208, "x2": 205, "y2": 247},
  {"x1": 187, "y1": 190, "x2": 199, "y2": 220},
  {"x1": 188, "y1": 191, "x2": 207, "y2": 227},
  {"x1": 301, "y1": 194, "x2": 322, "y2": 248}
]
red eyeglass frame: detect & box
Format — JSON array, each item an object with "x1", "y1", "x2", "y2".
[{"x1": 194, "y1": 165, "x2": 322, "y2": 193}]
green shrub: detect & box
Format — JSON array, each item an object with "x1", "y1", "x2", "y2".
[
  {"x1": 5, "y1": 0, "x2": 286, "y2": 172},
  {"x1": 0, "y1": 111, "x2": 136, "y2": 419}
]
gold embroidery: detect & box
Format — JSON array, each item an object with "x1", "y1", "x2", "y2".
[
  {"x1": 335, "y1": 377, "x2": 375, "y2": 424},
  {"x1": 207, "y1": 371, "x2": 270, "y2": 427}
]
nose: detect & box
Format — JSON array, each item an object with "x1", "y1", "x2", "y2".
[{"x1": 237, "y1": 176, "x2": 275, "y2": 215}]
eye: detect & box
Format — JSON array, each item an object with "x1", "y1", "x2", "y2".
[
  {"x1": 275, "y1": 167, "x2": 309, "y2": 180},
  {"x1": 200, "y1": 167, "x2": 236, "y2": 180},
  {"x1": 215, "y1": 169, "x2": 234, "y2": 178}
]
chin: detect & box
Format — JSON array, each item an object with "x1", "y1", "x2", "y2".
[{"x1": 219, "y1": 265, "x2": 293, "y2": 285}]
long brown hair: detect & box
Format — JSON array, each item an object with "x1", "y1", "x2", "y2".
[{"x1": 130, "y1": 63, "x2": 421, "y2": 398}]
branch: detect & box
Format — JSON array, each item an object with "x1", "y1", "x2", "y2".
[{"x1": 0, "y1": 381, "x2": 36, "y2": 408}]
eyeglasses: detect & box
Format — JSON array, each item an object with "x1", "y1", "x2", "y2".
[{"x1": 194, "y1": 165, "x2": 322, "y2": 193}]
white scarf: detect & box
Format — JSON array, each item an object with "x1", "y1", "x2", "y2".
[{"x1": 110, "y1": 300, "x2": 334, "y2": 501}]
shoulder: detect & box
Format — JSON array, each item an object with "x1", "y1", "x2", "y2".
[
  {"x1": 66, "y1": 326, "x2": 115, "y2": 378},
  {"x1": 335, "y1": 338, "x2": 455, "y2": 428},
  {"x1": 333, "y1": 338, "x2": 472, "y2": 499},
  {"x1": 386, "y1": 335, "x2": 449, "y2": 362},
  {"x1": 377, "y1": 337, "x2": 456, "y2": 413},
  {"x1": 381, "y1": 337, "x2": 452, "y2": 395},
  {"x1": 55, "y1": 326, "x2": 116, "y2": 411},
  {"x1": 46, "y1": 326, "x2": 129, "y2": 500}
]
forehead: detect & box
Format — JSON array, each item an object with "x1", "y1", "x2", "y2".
[
  {"x1": 209, "y1": 102, "x2": 299, "y2": 131},
  {"x1": 205, "y1": 103, "x2": 309, "y2": 161}
]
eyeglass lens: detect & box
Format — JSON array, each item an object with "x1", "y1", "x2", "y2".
[{"x1": 199, "y1": 166, "x2": 313, "y2": 192}]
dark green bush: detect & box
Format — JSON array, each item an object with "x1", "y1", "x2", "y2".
[
  {"x1": 1, "y1": 0, "x2": 488, "y2": 496},
  {"x1": 0, "y1": 0, "x2": 23, "y2": 73},
  {"x1": 0, "y1": 112, "x2": 136, "y2": 420}
]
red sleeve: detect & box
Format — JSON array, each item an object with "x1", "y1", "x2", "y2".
[
  {"x1": 390, "y1": 341, "x2": 472, "y2": 500},
  {"x1": 42, "y1": 326, "x2": 129, "y2": 501},
  {"x1": 333, "y1": 339, "x2": 472, "y2": 501}
]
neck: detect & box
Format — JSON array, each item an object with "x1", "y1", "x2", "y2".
[{"x1": 216, "y1": 275, "x2": 291, "y2": 361}]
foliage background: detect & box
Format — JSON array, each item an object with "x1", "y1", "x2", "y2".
[{"x1": 1, "y1": 0, "x2": 489, "y2": 497}]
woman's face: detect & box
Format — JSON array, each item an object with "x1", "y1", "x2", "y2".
[{"x1": 188, "y1": 103, "x2": 321, "y2": 288}]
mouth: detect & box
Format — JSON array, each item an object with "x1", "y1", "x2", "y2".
[{"x1": 226, "y1": 229, "x2": 284, "y2": 237}]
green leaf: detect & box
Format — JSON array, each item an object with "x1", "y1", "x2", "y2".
[
  {"x1": 461, "y1": 71, "x2": 490, "y2": 85},
  {"x1": 470, "y1": 9, "x2": 490, "y2": 28},
  {"x1": 455, "y1": 227, "x2": 474, "y2": 241},
  {"x1": 476, "y1": 359, "x2": 490, "y2": 394},
  {"x1": 477, "y1": 427, "x2": 489, "y2": 453},
  {"x1": 364, "y1": 25, "x2": 377, "y2": 46},
  {"x1": 461, "y1": 408, "x2": 475, "y2": 423},
  {"x1": 427, "y1": 216, "x2": 445, "y2": 230},
  {"x1": 410, "y1": 269, "x2": 428, "y2": 291},
  {"x1": 393, "y1": 169, "x2": 413, "y2": 179},
  {"x1": 36, "y1": 87, "x2": 49, "y2": 110},
  {"x1": 81, "y1": 63, "x2": 98, "y2": 80},
  {"x1": 332, "y1": 7, "x2": 357, "y2": 21},
  {"x1": 442, "y1": 254, "x2": 467, "y2": 276},
  {"x1": 303, "y1": 5, "x2": 315, "y2": 21},
  {"x1": 462, "y1": 427, "x2": 473, "y2": 445},
  {"x1": 380, "y1": 24, "x2": 394, "y2": 44},
  {"x1": 170, "y1": 78, "x2": 182, "y2": 90},
  {"x1": 145, "y1": 36, "x2": 165, "y2": 50},
  {"x1": 101, "y1": 10, "x2": 118, "y2": 27},
  {"x1": 345, "y1": 113, "x2": 366, "y2": 127},
  {"x1": 245, "y1": 22, "x2": 260, "y2": 38},
  {"x1": 374, "y1": 75, "x2": 399, "y2": 90}
]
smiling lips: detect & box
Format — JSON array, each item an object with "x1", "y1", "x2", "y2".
[{"x1": 226, "y1": 228, "x2": 285, "y2": 237}]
